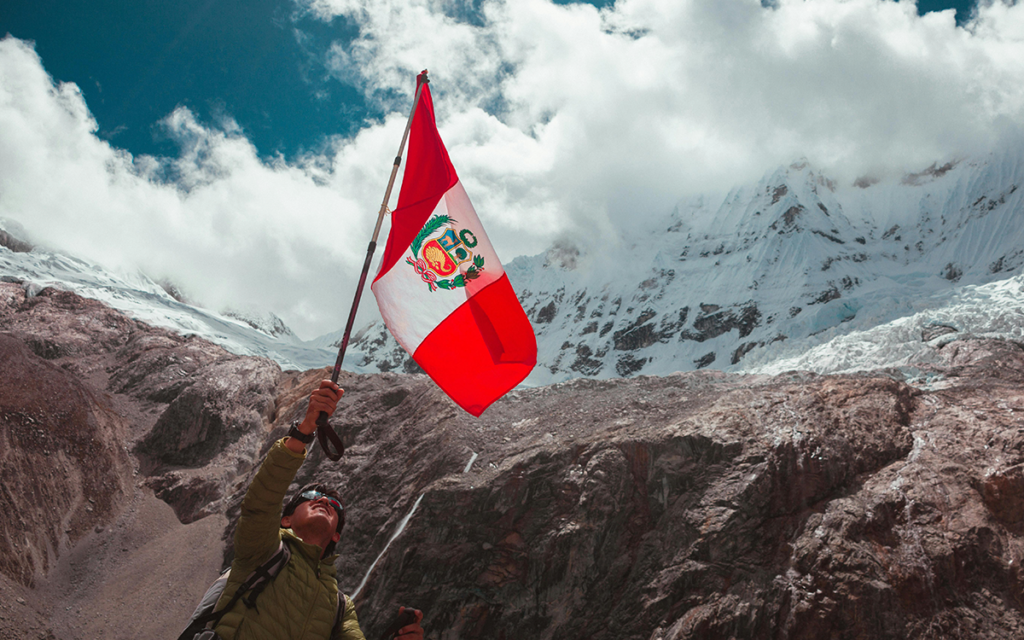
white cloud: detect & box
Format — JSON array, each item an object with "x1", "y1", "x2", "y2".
[
  {"x1": 312, "y1": 0, "x2": 1024, "y2": 227},
  {"x1": 0, "y1": 36, "x2": 399, "y2": 338},
  {"x1": 3, "y1": 0, "x2": 1024, "y2": 338}
]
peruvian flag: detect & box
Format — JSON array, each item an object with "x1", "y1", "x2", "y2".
[{"x1": 371, "y1": 75, "x2": 537, "y2": 416}]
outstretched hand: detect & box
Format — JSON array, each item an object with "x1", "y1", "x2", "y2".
[
  {"x1": 302, "y1": 379, "x2": 344, "y2": 429},
  {"x1": 285, "y1": 381, "x2": 344, "y2": 453},
  {"x1": 394, "y1": 607, "x2": 424, "y2": 640}
]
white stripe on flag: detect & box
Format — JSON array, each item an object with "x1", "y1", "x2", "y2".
[{"x1": 372, "y1": 180, "x2": 505, "y2": 355}]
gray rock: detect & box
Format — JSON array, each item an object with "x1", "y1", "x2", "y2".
[{"x1": 135, "y1": 356, "x2": 281, "y2": 469}]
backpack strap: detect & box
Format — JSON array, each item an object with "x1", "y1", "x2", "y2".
[
  {"x1": 178, "y1": 541, "x2": 291, "y2": 639},
  {"x1": 332, "y1": 593, "x2": 349, "y2": 638},
  {"x1": 241, "y1": 542, "x2": 291, "y2": 609},
  {"x1": 330, "y1": 536, "x2": 348, "y2": 639}
]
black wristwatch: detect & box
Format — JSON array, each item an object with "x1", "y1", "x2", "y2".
[{"x1": 287, "y1": 421, "x2": 315, "y2": 444}]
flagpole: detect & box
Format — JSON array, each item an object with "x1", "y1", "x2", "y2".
[{"x1": 315, "y1": 70, "x2": 429, "y2": 461}]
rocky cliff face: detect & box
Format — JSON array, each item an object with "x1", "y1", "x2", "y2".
[{"x1": 3, "y1": 280, "x2": 1024, "y2": 639}]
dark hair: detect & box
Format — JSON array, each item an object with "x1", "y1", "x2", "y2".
[{"x1": 283, "y1": 483, "x2": 345, "y2": 556}]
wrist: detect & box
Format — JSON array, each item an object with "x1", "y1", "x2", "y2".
[
  {"x1": 299, "y1": 415, "x2": 319, "y2": 433},
  {"x1": 288, "y1": 420, "x2": 316, "y2": 444}
]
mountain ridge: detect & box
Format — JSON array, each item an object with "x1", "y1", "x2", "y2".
[{"x1": 2, "y1": 151, "x2": 1023, "y2": 384}]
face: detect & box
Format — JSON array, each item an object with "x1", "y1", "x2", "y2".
[{"x1": 281, "y1": 494, "x2": 342, "y2": 543}]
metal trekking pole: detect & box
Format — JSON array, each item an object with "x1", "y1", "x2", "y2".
[{"x1": 315, "y1": 70, "x2": 430, "y2": 461}]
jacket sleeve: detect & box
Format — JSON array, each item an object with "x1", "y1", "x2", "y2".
[
  {"x1": 233, "y1": 438, "x2": 306, "y2": 569},
  {"x1": 333, "y1": 594, "x2": 367, "y2": 640}
]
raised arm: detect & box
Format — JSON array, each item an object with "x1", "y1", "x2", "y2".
[{"x1": 234, "y1": 381, "x2": 344, "y2": 567}]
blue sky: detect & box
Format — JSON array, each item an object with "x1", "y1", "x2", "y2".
[
  {"x1": 1, "y1": 0, "x2": 1019, "y2": 339},
  {"x1": 2, "y1": 0, "x2": 365, "y2": 159},
  {"x1": 1, "y1": 0, "x2": 976, "y2": 161}
]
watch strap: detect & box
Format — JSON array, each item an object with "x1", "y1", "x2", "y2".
[{"x1": 287, "y1": 421, "x2": 315, "y2": 444}]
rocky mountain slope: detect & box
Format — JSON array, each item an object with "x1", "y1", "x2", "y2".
[{"x1": 4, "y1": 280, "x2": 1024, "y2": 639}]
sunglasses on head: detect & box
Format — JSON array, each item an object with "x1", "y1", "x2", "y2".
[{"x1": 300, "y1": 490, "x2": 343, "y2": 514}]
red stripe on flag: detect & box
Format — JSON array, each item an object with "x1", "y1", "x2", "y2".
[
  {"x1": 375, "y1": 83, "x2": 459, "y2": 282},
  {"x1": 413, "y1": 274, "x2": 536, "y2": 416}
]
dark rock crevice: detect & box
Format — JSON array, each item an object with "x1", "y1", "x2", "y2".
[{"x1": 680, "y1": 302, "x2": 762, "y2": 343}]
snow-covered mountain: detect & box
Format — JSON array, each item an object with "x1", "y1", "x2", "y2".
[
  {"x1": 3, "y1": 149, "x2": 1024, "y2": 385},
  {"x1": 347, "y1": 150, "x2": 1024, "y2": 384},
  {"x1": 0, "y1": 228, "x2": 337, "y2": 371}
]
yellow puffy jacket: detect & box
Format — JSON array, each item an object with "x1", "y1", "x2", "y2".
[{"x1": 213, "y1": 439, "x2": 365, "y2": 640}]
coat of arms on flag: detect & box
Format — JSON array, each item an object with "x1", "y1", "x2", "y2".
[{"x1": 406, "y1": 215, "x2": 485, "y2": 291}]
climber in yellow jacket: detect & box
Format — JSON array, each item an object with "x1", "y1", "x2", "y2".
[{"x1": 212, "y1": 380, "x2": 424, "y2": 640}]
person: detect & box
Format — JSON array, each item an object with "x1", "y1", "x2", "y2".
[{"x1": 210, "y1": 380, "x2": 424, "y2": 640}]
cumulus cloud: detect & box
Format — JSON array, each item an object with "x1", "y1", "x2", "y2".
[
  {"x1": 2, "y1": 0, "x2": 1024, "y2": 338},
  {"x1": 311, "y1": 0, "x2": 1024, "y2": 230},
  {"x1": 0, "y1": 35, "x2": 404, "y2": 337}
]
